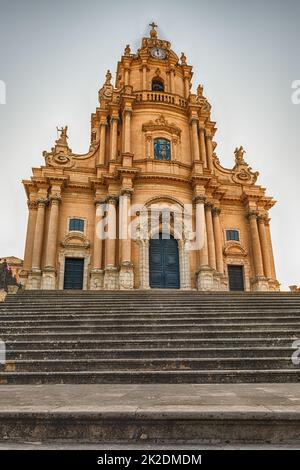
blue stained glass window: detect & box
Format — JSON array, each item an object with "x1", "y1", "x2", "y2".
[
  {"x1": 154, "y1": 138, "x2": 171, "y2": 161},
  {"x1": 226, "y1": 229, "x2": 239, "y2": 242},
  {"x1": 69, "y1": 218, "x2": 84, "y2": 232}
]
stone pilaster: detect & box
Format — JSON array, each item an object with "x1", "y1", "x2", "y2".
[
  {"x1": 205, "y1": 203, "x2": 216, "y2": 270},
  {"x1": 194, "y1": 196, "x2": 214, "y2": 290},
  {"x1": 90, "y1": 199, "x2": 105, "y2": 290},
  {"x1": 28, "y1": 198, "x2": 48, "y2": 289},
  {"x1": 247, "y1": 212, "x2": 268, "y2": 291},
  {"x1": 123, "y1": 109, "x2": 132, "y2": 154},
  {"x1": 212, "y1": 208, "x2": 224, "y2": 275},
  {"x1": 20, "y1": 201, "x2": 38, "y2": 287},
  {"x1": 98, "y1": 114, "x2": 107, "y2": 165},
  {"x1": 42, "y1": 196, "x2": 61, "y2": 289},
  {"x1": 206, "y1": 132, "x2": 214, "y2": 171},
  {"x1": 119, "y1": 189, "x2": 134, "y2": 289},
  {"x1": 190, "y1": 117, "x2": 200, "y2": 161},
  {"x1": 199, "y1": 124, "x2": 207, "y2": 168},
  {"x1": 109, "y1": 116, "x2": 119, "y2": 162},
  {"x1": 257, "y1": 215, "x2": 272, "y2": 279},
  {"x1": 104, "y1": 195, "x2": 118, "y2": 290}
]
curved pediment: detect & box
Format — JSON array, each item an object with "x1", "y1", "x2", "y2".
[
  {"x1": 223, "y1": 242, "x2": 247, "y2": 257},
  {"x1": 61, "y1": 232, "x2": 90, "y2": 249}
]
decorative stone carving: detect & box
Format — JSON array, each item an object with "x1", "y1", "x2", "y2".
[
  {"x1": 232, "y1": 146, "x2": 259, "y2": 185},
  {"x1": 98, "y1": 70, "x2": 114, "y2": 105},
  {"x1": 119, "y1": 261, "x2": 134, "y2": 290},
  {"x1": 43, "y1": 126, "x2": 74, "y2": 168},
  {"x1": 142, "y1": 115, "x2": 181, "y2": 137}
]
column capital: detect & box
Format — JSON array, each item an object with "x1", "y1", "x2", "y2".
[
  {"x1": 193, "y1": 195, "x2": 206, "y2": 205},
  {"x1": 36, "y1": 198, "x2": 48, "y2": 207},
  {"x1": 189, "y1": 116, "x2": 199, "y2": 125},
  {"x1": 120, "y1": 188, "x2": 133, "y2": 197},
  {"x1": 49, "y1": 195, "x2": 61, "y2": 205},
  {"x1": 257, "y1": 214, "x2": 268, "y2": 223},
  {"x1": 106, "y1": 195, "x2": 119, "y2": 205},
  {"x1": 212, "y1": 207, "x2": 221, "y2": 216},
  {"x1": 27, "y1": 201, "x2": 38, "y2": 210},
  {"x1": 247, "y1": 211, "x2": 258, "y2": 220},
  {"x1": 110, "y1": 115, "x2": 119, "y2": 123},
  {"x1": 204, "y1": 202, "x2": 213, "y2": 210},
  {"x1": 94, "y1": 199, "x2": 106, "y2": 207}
]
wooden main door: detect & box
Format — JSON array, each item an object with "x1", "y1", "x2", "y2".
[
  {"x1": 63, "y1": 258, "x2": 84, "y2": 290},
  {"x1": 228, "y1": 265, "x2": 245, "y2": 291},
  {"x1": 149, "y1": 234, "x2": 180, "y2": 289}
]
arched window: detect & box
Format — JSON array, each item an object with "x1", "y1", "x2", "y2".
[
  {"x1": 152, "y1": 79, "x2": 164, "y2": 92},
  {"x1": 154, "y1": 138, "x2": 171, "y2": 161},
  {"x1": 69, "y1": 218, "x2": 85, "y2": 233}
]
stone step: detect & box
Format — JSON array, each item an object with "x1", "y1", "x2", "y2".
[
  {"x1": 5, "y1": 347, "x2": 296, "y2": 360},
  {"x1": 1, "y1": 329, "x2": 299, "y2": 341},
  {"x1": 1, "y1": 322, "x2": 300, "y2": 334},
  {"x1": 1, "y1": 369, "x2": 300, "y2": 384},
  {"x1": 2, "y1": 316, "x2": 300, "y2": 326},
  {"x1": 2, "y1": 357, "x2": 299, "y2": 372},
  {"x1": 4, "y1": 338, "x2": 294, "y2": 350}
]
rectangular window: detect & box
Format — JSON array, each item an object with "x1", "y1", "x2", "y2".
[
  {"x1": 226, "y1": 229, "x2": 239, "y2": 242},
  {"x1": 69, "y1": 218, "x2": 84, "y2": 232}
]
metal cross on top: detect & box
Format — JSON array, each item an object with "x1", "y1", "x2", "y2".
[
  {"x1": 149, "y1": 22, "x2": 158, "y2": 37},
  {"x1": 149, "y1": 22, "x2": 158, "y2": 30}
]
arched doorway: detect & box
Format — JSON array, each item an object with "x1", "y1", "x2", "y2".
[{"x1": 149, "y1": 234, "x2": 180, "y2": 289}]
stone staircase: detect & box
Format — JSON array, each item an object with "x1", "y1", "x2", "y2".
[{"x1": 1, "y1": 290, "x2": 300, "y2": 384}]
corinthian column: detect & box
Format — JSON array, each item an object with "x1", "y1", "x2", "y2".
[
  {"x1": 212, "y1": 208, "x2": 224, "y2": 274},
  {"x1": 257, "y1": 215, "x2": 272, "y2": 279},
  {"x1": 104, "y1": 196, "x2": 118, "y2": 290},
  {"x1": 119, "y1": 189, "x2": 134, "y2": 289},
  {"x1": 42, "y1": 196, "x2": 61, "y2": 289},
  {"x1": 90, "y1": 199, "x2": 105, "y2": 290},
  {"x1": 205, "y1": 203, "x2": 216, "y2": 270},
  {"x1": 194, "y1": 195, "x2": 215, "y2": 291},
  {"x1": 123, "y1": 109, "x2": 132, "y2": 154},
  {"x1": 31, "y1": 199, "x2": 47, "y2": 271},
  {"x1": 264, "y1": 217, "x2": 277, "y2": 280},
  {"x1": 206, "y1": 132, "x2": 214, "y2": 171},
  {"x1": 98, "y1": 116, "x2": 107, "y2": 165},
  {"x1": 199, "y1": 125, "x2": 207, "y2": 168},
  {"x1": 44, "y1": 196, "x2": 61, "y2": 268},
  {"x1": 109, "y1": 116, "x2": 118, "y2": 162},
  {"x1": 190, "y1": 118, "x2": 200, "y2": 161},
  {"x1": 247, "y1": 212, "x2": 264, "y2": 277},
  {"x1": 23, "y1": 201, "x2": 38, "y2": 271}
]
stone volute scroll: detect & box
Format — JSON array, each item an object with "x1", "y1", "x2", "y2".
[
  {"x1": 43, "y1": 126, "x2": 74, "y2": 168},
  {"x1": 98, "y1": 70, "x2": 114, "y2": 106},
  {"x1": 232, "y1": 146, "x2": 259, "y2": 185}
]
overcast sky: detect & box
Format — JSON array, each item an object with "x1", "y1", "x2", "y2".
[{"x1": 0, "y1": 0, "x2": 299, "y2": 290}]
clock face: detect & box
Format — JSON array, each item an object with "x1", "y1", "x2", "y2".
[{"x1": 150, "y1": 47, "x2": 167, "y2": 60}]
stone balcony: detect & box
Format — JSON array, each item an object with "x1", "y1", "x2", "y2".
[{"x1": 135, "y1": 91, "x2": 187, "y2": 109}]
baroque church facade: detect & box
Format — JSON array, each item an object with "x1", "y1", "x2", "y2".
[{"x1": 20, "y1": 24, "x2": 280, "y2": 292}]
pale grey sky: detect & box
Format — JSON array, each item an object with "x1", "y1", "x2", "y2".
[{"x1": 0, "y1": 0, "x2": 299, "y2": 289}]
